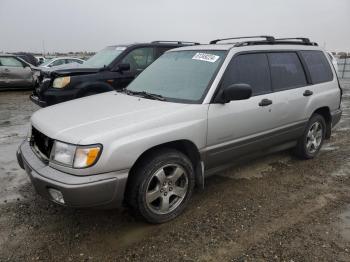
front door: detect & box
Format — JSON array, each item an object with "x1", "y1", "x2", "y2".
[{"x1": 206, "y1": 53, "x2": 276, "y2": 169}]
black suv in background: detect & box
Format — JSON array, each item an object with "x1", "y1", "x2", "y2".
[{"x1": 31, "y1": 41, "x2": 199, "y2": 107}]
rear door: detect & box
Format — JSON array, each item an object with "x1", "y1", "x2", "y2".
[
  {"x1": 299, "y1": 50, "x2": 339, "y2": 113},
  {"x1": 0, "y1": 57, "x2": 33, "y2": 87},
  {"x1": 266, "y1": 52, "x2": 309, "y2": 133},
  {"x1": 206, "y1": 53, "x2": 276, "y2": 169}
]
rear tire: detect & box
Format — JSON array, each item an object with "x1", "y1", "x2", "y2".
[
  {"x1": 294, "y1": 114, "x2": 326, "y2": 159},
  {"x1": 125, "y1": 148, "x2": 195, "y2": 224}
]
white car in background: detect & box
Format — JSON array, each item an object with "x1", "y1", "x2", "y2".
[{"x1": 39, "y1": 57, "x2": 84, "y2": 69}]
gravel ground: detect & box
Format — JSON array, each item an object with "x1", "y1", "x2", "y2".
[{"x1": 0, "y1": 80, "x2": 350, "y2": 261}]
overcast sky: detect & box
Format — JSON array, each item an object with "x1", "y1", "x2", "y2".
[{"x1": 0, "y1": 0, "x2": 349, "y2": 53}]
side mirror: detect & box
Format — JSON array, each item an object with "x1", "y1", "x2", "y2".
[
  {"x1": 219, "y1": 83, "x2": 252, "y2": 103},
  {"x1": 114, "y1": 63, "x2": 130, "y2": 72}
]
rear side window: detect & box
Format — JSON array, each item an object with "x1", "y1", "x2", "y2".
[
  {"x1": 267, "y1": 52, "x2": 307, "y2": 91},
  {"x1": 300, "y1": 50, "x2": 333, "y2": 84},
  {"x1": 222, "y1": 53, "x2": 271, "y2": 96}
]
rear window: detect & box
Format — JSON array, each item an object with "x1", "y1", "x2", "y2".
[
  {"x1": 300, "y1": 50, "x2": 333, "y2": 84},
  {"x1": 267, "y1": 52, "x2": 307, "y2": 91}
]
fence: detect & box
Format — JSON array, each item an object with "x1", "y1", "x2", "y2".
[{"x1": 337, "y1": 57, "x2": 350, "y2": 79}]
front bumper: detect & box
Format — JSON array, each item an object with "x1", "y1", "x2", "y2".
[
  {"x1": 17, "y1": 140, "x2": 129, "y2": 209},
  {"x1": 30, "y1": 94, "x2": 47, "y2": 107}
]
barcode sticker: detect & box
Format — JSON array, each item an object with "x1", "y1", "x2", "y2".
[{"x1": 192, "y1": 53, "x2": 220, "y2": 63}]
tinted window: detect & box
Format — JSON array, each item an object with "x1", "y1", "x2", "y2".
[
  {"x1": 222, "y1": 53, "x2": 271, "y2": 96},
  {"x1": 300, "y1": 51, "x2": 333, "y2": 84},
  {"x1": 268, "y1": 52, "x2": 307, "y2": 91},
  {"x1": 121, "y1": 47, "x2": 155, "y2": 72},
  {"x1": 0, "y1": 57, "x2": 23, "y2": 67}
]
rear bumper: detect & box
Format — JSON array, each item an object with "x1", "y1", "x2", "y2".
[
  {"x1": 17, "y1": 140, "x2": 129, "y2": 209},
  {"x1": 331, "y1": 109, "x2": 342, "y2": 127}
]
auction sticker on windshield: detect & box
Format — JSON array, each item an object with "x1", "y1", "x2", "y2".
[{"x1": 192, "y1": 53, "x2": 220, "y2": 63}]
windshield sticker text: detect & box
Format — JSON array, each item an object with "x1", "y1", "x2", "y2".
[{"x1": 192, "y1": 53, "x2": 220, "y2": 63}]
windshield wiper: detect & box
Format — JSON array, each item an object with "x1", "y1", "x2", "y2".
[{"x1": 117, "y1": 88, "x2": 166, "y2": 101}]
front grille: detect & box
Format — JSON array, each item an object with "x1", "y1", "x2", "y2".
[{"x1": 31, "y1": 127, "x2": 54, "y2": 159}]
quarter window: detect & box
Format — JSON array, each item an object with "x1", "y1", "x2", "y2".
[
  {"x1": 300, "y1": 50, "x2": 333, "y2": 84},
  {"x1": 222, "y1": 53, "x2": 271, "y2": 96},
  {"x1": 267, "y1": 52, "x2": 307, "y2": 91}
]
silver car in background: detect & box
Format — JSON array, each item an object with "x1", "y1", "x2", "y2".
[
  {"x1": 0, "y1": 54, "x2": 37, "y2": 89},
  {"x1": 39, "y1": 57, "x2": 84, "y2": 69},
  {"x1": 17, "y1": 36, "x2": 342, "y2": 223}
]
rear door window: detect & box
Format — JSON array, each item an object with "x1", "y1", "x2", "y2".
[
  {"x1": 222, "y1": 53, "x2": 271, "y2": 96},
  {"x1": 267, "y1": 52, "x2": 307, "y2": 91},
  {"x1": 300, "y1": 50, "x2": 333, "y2": 84}
]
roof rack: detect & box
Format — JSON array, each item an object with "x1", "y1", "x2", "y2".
[
  {"x1": 209, "y1": 36, "x2": 275, "y2": 44},
  {"x1": 151, "y1": 41, "x2": 200, "y2": 45},
  {"x1": 274, "y1": 37, "x2": 318, "y2": 46},
  {"x1": 209, "y1": 36, "x2": 318, "y2": 47}
]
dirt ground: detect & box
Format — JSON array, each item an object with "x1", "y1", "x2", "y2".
[{"x1": 0, "y1": 80, "x2": 350, "y2": 262}]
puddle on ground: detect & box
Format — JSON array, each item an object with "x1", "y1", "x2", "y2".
[{"x1": 337, "y1": 205, "x2": 350, "y2": 242}]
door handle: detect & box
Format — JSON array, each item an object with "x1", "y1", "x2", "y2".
[
  {"x1": 259, "y1": 98, "x2": 273, "y2": 107},
  {"x1": 303, "y1": 90, "x2": 313, "y2": 96}
]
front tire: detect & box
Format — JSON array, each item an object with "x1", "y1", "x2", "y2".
[
  {"x1": 126, "y1": 148, "x2": 195, "y2": 224},
  {"x1": 294, "y1": 114, "x2": 326, "y2": 159}
]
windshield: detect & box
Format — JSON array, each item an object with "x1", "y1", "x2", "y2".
[
  {"x1": 83, "y1": 46, "x2": 126, "y2": 68},
  {"x1": 126, "y1": 50, "x2": 226, "y2": 103}
]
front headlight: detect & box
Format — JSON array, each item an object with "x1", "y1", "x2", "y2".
[
  {"x1": 52, "y1": 76, "x2": 70, "y2": 88},
  {"x1": 50, "y1": 141, "x2": 76, "y2": 166},
  {"x1": 50, "y1": 141, "x2": 101, "y2": 168}
]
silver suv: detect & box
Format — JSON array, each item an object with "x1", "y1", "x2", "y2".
[{"x1": 17, "y1": 36, "x2": 342, "y2": 223}]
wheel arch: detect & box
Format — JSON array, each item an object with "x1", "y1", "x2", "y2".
[{"x1": 127, "y1": 140, "x2": 204, "y2": 192}]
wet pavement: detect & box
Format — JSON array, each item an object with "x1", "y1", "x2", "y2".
[{"x1": 0, "y1": 80, "x2": 350, "y2": 261}]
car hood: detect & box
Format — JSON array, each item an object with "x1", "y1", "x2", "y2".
[
  {"x1": 40, "y1": 63, "x2": 100, "y2": 76},
  {"x1": 31, "y1": 92, "x2": 197, "y2": 144}
]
